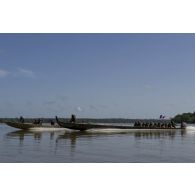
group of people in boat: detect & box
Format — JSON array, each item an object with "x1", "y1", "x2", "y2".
[
  {"x1": 33, "y1": 119, "x2": 42, "y2": 124},
  {"x1": 19, "y1": 116, "x2": 55, "y2": 125},
  {"x1": 19, "y1": 115, "x2": 185, "y2": 129},
  {"x1": 134, "y1": 121, "x2": 176, "y2": 128}
]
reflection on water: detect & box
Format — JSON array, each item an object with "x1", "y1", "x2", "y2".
[
  {"x1": 1, "y1": 124, "x2": 195, "y2": 162},
  {"x1": 6, "y1": 129, "x2": 187, "y2": 148},
  {"x1": 134, "y1": 129, "x2": 187, "y2": 139}
]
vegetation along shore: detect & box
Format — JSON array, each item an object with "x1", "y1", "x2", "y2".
[{"x1": 0, "y1": 112, "x2": 195, "y2": 124}]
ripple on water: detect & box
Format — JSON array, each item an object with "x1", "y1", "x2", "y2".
[{"x1": 1, "y1": 124, "x2": 195, "y2": 162}]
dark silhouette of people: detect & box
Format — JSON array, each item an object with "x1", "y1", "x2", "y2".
[
  {"x1": 19, "y1": 116, "x2": 24, "y2": 123},
  {"x1": 70, "y1": 114, "x2": 76, "y2": 123},
  {"x1": 146, "y1": 122, "x2": 149, "y2": 128},
  {"x1": 168, "y1": 123, "x2": 172, "y2": 128},
  {"x1": 33, "y1": 119, "x2": 41, "y2": 124},
  {"x1": 131, "y1": 121, "x2": 177, "y2": 129},
  {"x1": 149, "y1": 122, "x2": 153, "y2": 128},
  {"x1": 171, "y1": 120, "x2": 176, "y2": 128},
  {"x1": 50, "y1": 120, "x2": 55, "y2": 125},
  {"x1": 164, "y1": 123, "x2": 168, "y2": 128}
]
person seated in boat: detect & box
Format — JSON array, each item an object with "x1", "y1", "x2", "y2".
[
  {"x1": 164, "y1": 123, "x2": 168, "y2": 128},
  {"x1": 50, "y1": 120, "x2": 55, "y2": 125},
  {"x1": 70, "y1": 114, "x2": 76, "y2": 123},
  {"x1": 149, "y1": 122, "x2": 153, "y2": 128},
  {"x1": 145, "y1": 122, "x2": 149, "y2": 128},
  {"x1": 137, "y1": 121, "x2": 141, "y2": 127},
  {"x1": 19, "y1": 116, "x2": 24, "y2": 123},
  {"x1": 33, "y1": 119, "x2": 41, "y2": 124},
  {"x1": 144, "y1": 122, "x2": 148, "y2": 128},
  {"x1": 157, "y1": 123, "x2": 161, "y2": 128},
  {"x1": 135, "y1": 122, "x2": 140, "y2": 127},
  {"x1": 37, "y1": 119, "x2": 41, "y2": 124},
  {"x1": 171, "y1": 120, "x2": 176, "y2": 128},
  {"x1": 168, "y1": 123, "x2": 171, "y2": 128},
  {"x1": 161, "y1": 123, "x2": 165, "y2": 128},
  {"x1": 168, "y1": 123, "x2": 172, "y2": 128}
]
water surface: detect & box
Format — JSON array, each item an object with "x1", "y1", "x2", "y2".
[{"x1": 0, "y1": 124, "x2": 195, "y2": 162}]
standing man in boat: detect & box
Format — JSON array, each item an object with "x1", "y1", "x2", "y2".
[
  {"x1": 50, "y1": 120, "x2": 55, "y2": 125},
  {"x1": 19, "y1": 116, "x2": 24, "y2": 123},
  {"x1": 70, "y1": 114, "x2": 76, "y2": 123}
]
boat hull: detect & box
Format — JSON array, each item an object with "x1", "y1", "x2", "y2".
[
  {"x1": 55, "y1": 117, "x2": 184, "y2": 131},
  {"x1": 5, "y1": 121, "x2": 60, "y2": 130}
]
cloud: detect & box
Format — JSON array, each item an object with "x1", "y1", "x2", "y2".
[
  {"x1": 17, "y1": 68, "x2": 35, "y2": 78},
  {"x1": 0, "y1": 69, "x2": 9, "y2": 78},
  {"x1": 76, "y1": 106, "x2": 82, "y2": 112},
  {"x1": 0, "y1": 68, "x2": 35, "y2": 79}
]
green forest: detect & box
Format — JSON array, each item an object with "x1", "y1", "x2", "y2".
[{"x1": 172, "y1": 112, "x2": 195, "y2": 123}]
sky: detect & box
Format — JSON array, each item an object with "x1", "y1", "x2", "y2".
[{"x1": 0, "y1": 33, "x2": 195, "y2": 118}]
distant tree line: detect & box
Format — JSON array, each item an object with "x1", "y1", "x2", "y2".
[{"x1": 172, "y1": 112, "x2": 195, "y2": 123}]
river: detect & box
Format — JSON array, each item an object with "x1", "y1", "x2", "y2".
[{"x1": 0, "y1": 124, "x2": 195, "y2": 162}]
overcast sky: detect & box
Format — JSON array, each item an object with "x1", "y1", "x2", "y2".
[{"x1": 0, "y1": 34, "x2": 195, "y2": 118}]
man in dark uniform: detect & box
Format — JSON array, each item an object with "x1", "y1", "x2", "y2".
[
  {"x1": 19, "y1": 116, "x2": 24, "y2": 123},
  {"x1": 70, "y1": 114, "x2": 76, "y2": 123},
  {"x1": 50, "y1": 120, "x2": 55, "y2": 125}
]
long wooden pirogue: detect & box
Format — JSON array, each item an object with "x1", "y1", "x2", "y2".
[
  {"x1": 5, "y1": 121, "x2": 60, "y2": 130},
  {"x1": 55, "y1": 116, "x2": 185, "y2": 131},
  {"x1": 4, "y1": 116, "x2": 186, "y2": 131}
]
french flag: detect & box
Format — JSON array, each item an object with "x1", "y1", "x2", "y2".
[{"x1": 160, "y1": 115, "x2": 165, "y2": 119}]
